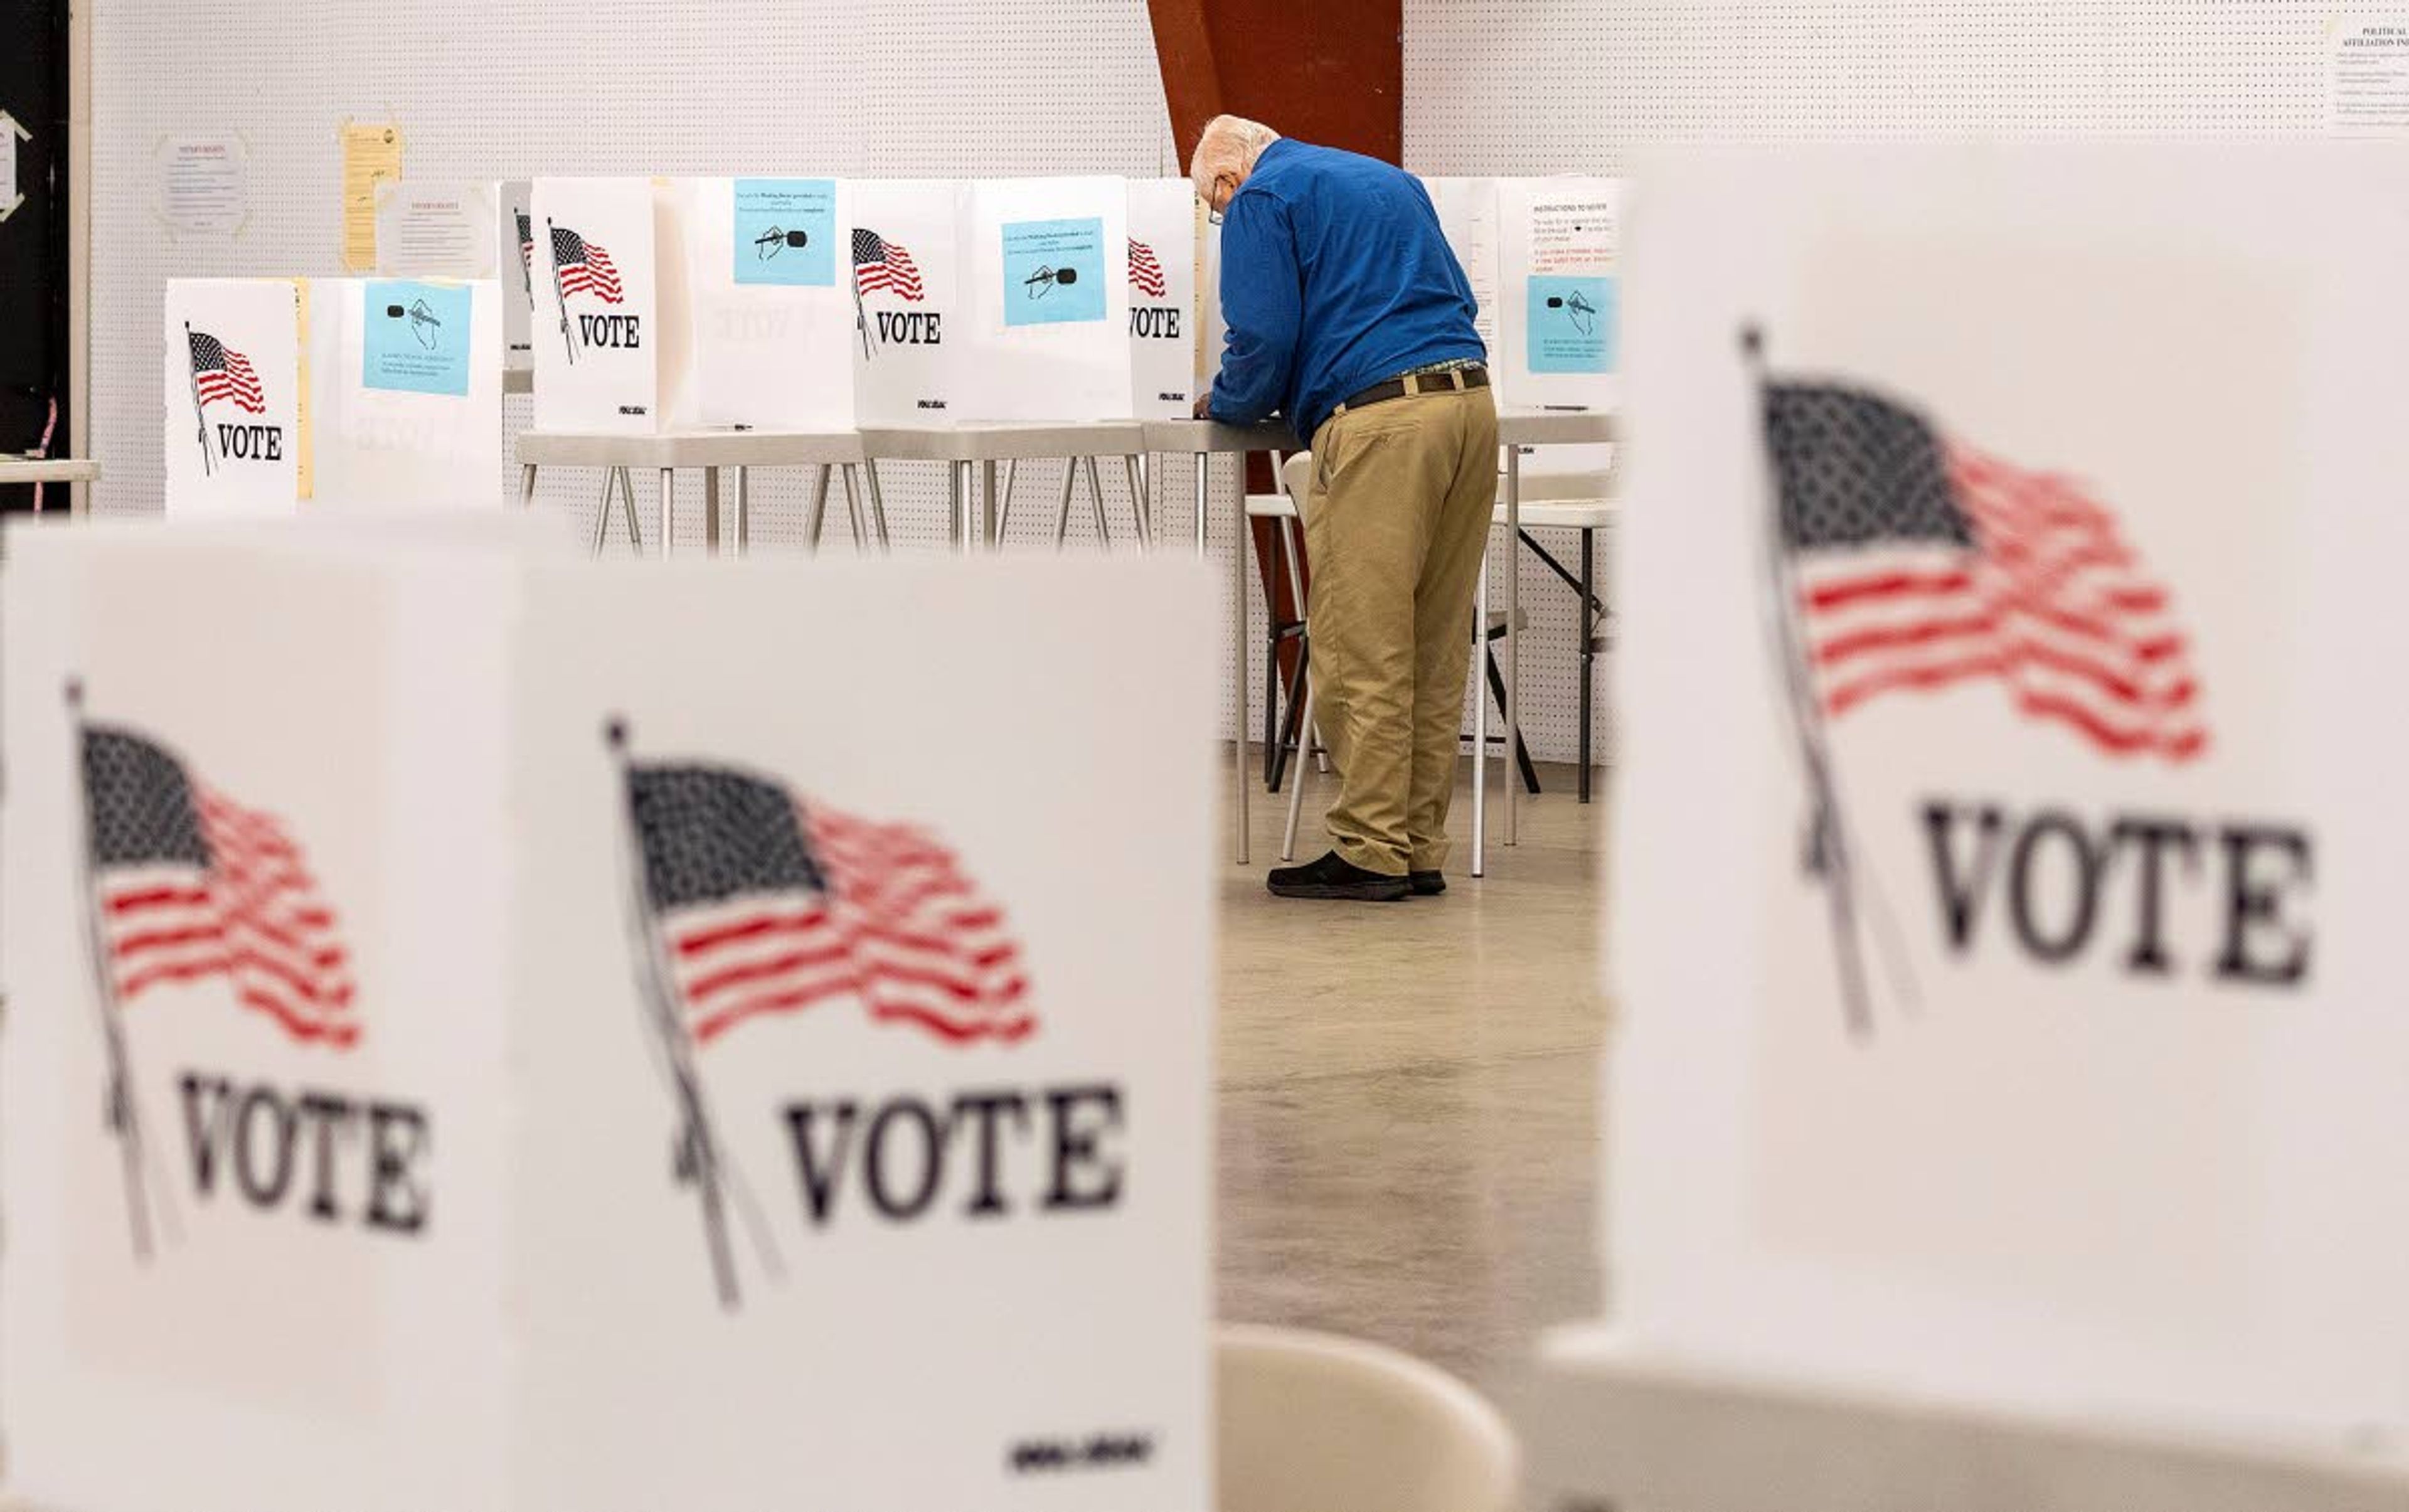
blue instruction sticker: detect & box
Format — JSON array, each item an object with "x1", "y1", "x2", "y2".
[
  {"x1": 363, "y1": 280, "x2": 473, "y2": 397},
  {"x1": 1002, "y1": 216, "x2": 1106, "y2": 327},
  {"x1": 1527, "y1": 275, "x2": 1617, "y2": 375},
  {"x1": 733, "y1": 179, "x2": 838, "y2": 287}
]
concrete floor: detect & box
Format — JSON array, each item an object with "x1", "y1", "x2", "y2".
[{"x1": 1215, "y1": 755, "x2": 1609, "y2": 1402}]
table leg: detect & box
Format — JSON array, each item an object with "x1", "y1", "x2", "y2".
[
  {"x1": 736, "y1": 466, "x2": 751, "y2": 555},
  {"x1": 863, "y1": 460, "x2": 890, "y2": 550},
  {"x1": 947, "y1": 462, "x2": 966, "y2": 553},
  {"x1": 1504, "y1": 445, "x2": 1521, "y2": 846},
  {"x1": 705, "y1": 467, "x2": 722, "y2": 557},
  {"x1": 519, "y1": 462, "x2": 538, "y2": 511},
  {"x1": 807, "y1": 464, "x2": 832, "y2": 551},
  {"x1": 590, "y1": 469, "x2": 614, "y2": 555},
  {"x1": 1580, "y1": 527, "x2": 1594, "y2": 805},
  {"x1": 1233, "y1": 472, "x2": 1250, "y2": 865},
  {"x1": 659, "y1": 469, "x2": 676, "y2": 560},
  {"x1": 1124, "y1": 454, "x2": 1148, "y2": 553},
  {"x1": 1083, "y1": 455, "x2": 1111, "y2": 548},
  {"x1": 839, "y1": 464, "x2": 866, "y2": 550},
  {"x1": 981, "y1": 459, "x2": 1001, "y2": 548},
  {"x1": 1193, "y1": 450, "x2": 1210, "y2": 555},
  {"x1": 617, "y1": 467, "x2": 644, "y2": 551},
  {"x1": 1474, "y1": 545, "x2": 1489, "y2": 878}
]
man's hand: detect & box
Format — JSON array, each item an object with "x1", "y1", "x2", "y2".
[{"x1": 1192, "y1": 393, "x2": 1213, "y2": 420}]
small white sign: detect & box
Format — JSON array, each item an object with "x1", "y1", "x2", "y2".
[
  {"x1": 0, "y1": 112, "x2": 23, "y2": 221},
  {"x1": 373, "y1": 181, "x2": 494, "y2": 279},
  {"x1": 1127, "y1": 179, "x2": 1200, "y2": 418},
  {"x1": 162, "y1": 278, "x2": 300, "y2": 514},
  {"x1": 530, "y1": 177, "x2": 683, "y2": 434},
  {"x1": 851, "y1": 178, "x2": 963, "y2": 424},
  {"x1": 496, "y1": 179, "x2": 534, "y2": 363},
  {"x1": 157, "y1": 136, "x2": 247, "y2": 240},
  {"x1": 2329, "y1": 14, "x2": 2409, "y2": 135}
]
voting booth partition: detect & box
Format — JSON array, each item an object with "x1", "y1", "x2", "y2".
[
  {"x1": 164, "y1": 279, "x2": 504, "y2": 515},
  {"x1": 1125, "y1": 178, "x2": 1201, "y2": 421},
  {"x1": 498, "y1": 179, "x2": 535, "y2": 370},
  {"x1": 681, "y1": 176, "x2": 860, "y2": 430},
  {"x1": 957, "y1": 177, "x2": 1132, "y2": 423},
  {"x1": 1545, "y1": 142, "x2": 2409, "y2": 1507},
  {"x1": 851, "y1": 178, "x2": 965, "y2": 426},
  {"x1": 1, "y1": 515, "x2": 1217, "y2": 1512},
  {"x1": 531, "y1": 177, "x2": 691, "y2": 435}
]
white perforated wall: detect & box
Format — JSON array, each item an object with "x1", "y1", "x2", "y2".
[
  {"x1": 87, "y1": 0, "x2": 1293, "y2": 739},
  {"x1": 1405, "y1": 0, "x2": 2337, "y2": 766}
]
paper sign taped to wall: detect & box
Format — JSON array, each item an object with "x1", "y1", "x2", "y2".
[
  {"x1": 157, "y1": 137, "x2": 247, "y2": 240},
  {"x1": 341, "y1": 121, "x2": 405, "y2": 274}
]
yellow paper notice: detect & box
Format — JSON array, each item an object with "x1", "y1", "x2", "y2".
[
  {"x1": 339, "y1": 120, "x2": 404, "y2": 273},
  {"x1": 294, "y1": 279, "x2": 314, "y2": 499}
]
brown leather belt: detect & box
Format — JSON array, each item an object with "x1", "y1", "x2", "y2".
[{"x1": 1330, "y1": 363, "x2": 1489, "y2": 420}]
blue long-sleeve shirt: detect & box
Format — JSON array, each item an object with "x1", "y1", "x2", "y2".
[{"x1": 1208, "y1": 139, "x2": 1487, "y2": 445}]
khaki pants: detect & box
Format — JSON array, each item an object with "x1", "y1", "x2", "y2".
[{"x1": 1301, "y1": 383, "x2": 1499, "y2": 876}]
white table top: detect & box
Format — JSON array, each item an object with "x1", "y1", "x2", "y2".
[
  {"x1": 0, "y1": 457, "x2": 101, "y2": 485},
  {"x1": 858, "y1": 420, "x2": 1149, "y2": 462},
  {"x1": 1141, "y1": 417, "x2": 1300, "y2": 454},
  {"x1": 1498, "y1": 408, "x2": 1618, "y2": 446},
  {"x1": 516, "y1": 429, "x2": 866, "y2": 467}
]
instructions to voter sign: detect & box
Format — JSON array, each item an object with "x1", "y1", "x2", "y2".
[
  {"x1": 1526, "y1": 274, "x2": 1615, "y2": 375},
  {"x1": 363, "y1": 279, "x2": 472, "y2": 397},
  {"x1": 1002, "y1": 216, "x2": 1105, "y2": 327},
  {"x1": 733, "y1": 178, "x2": 837, "y2": 287}
]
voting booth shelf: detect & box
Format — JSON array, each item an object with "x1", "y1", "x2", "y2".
[
  {"x1": 1, "y1": 515, "x2": 1216, "y2": 1512},
  {"x1": 1545, "y1": 141, "x2": 2409, "y2": 1509}
]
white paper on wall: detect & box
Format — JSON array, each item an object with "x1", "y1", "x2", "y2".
[
  {"x1": 497, "y1": 179, "x2": 534, "y2": 365},
  {"x1": 373, "y1": 182, "x2": 496, "y2": 280},
  {"x1": 1421, "y1": 177, "x2": 1501, "y2": 400},
  {"x1": 313, "y1": 278, "x2": 505, "y2": 508},
  {"x1": 681, "y1": 176, "x2": 858, "y2": 429},
  {"x1": 1607, "y1": 141, "x2": 2409, "y2": 1447},
  {"x1": 957, "y1": 176, "x2": 1132, "y2": 422},
  {"x1": 530, "y1": 178, "x2": 676, "y2": 434},
  {"x1": 1126, "y1": 179, "x2": 1200, "y2": 419},
  {"x1": 850, "y1": 179, "x2": 964, "y2": 425},
  {"x1": 2, "y1": 518, "x2": 1218, "y2": 1512},
  {"x1": 163, "y1": 279, "x2": 302, "y2": 515}
]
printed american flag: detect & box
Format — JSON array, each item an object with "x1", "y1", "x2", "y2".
[
  {"x1": 80, "y1": 728, "x2": 359, "y2": 1047},
  {"x1": 1128, "y1": 238, "x2": 1167, "y2": 299},
  {"x1": 188, "y1": 331, "x2": 265, "y2": 415},
  {"x1": 851, "y1": 228, "x2": 925, "y2": 301},
  {"x1": 516, "y1": 210, "x2": 533, "y2": 273},
  {"x1": 550, "y1": 225, "x2": 624, "y2": 304},
  {"x1": 626, "y1": 762, "x2": 1033, "y2": 1048},
  {"x1": 1763, "y1": 381, "x2": 2204, "y2": 762}
]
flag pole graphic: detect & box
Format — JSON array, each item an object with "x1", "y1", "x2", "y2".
[
  {"x1": 605, "y1": 719, "x2": 742, "y2": 1309},
  {"x1": 66, "y1": 679, "x2": 166, "y2": 1261},
  {"x1": 546, "y1": 217, "x2": 578, "y2": 368},
  {"x1": 1743, "y1": 327, "x2": 1876, "y2": 1040},
  {"x1": 853, "y1": 270, "x2": 872, "y2": 362},
  {"x1": 183, "y1": 322, "x2": 213, "y2": 478}
]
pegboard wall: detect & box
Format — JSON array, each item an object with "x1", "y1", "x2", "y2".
[
  {"x1": 83, "y1": 0, "x2": 1301, "y2": 750},
  {"x1": 1403, "y1": 0, "x2": 2342, "y2": 765}
]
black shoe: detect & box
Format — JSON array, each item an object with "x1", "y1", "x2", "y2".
[
  {"x1": 1408, "y1": 870, "x2": 1446, "y2": 896},
  {"x1": 1267, "y1": 851, "x2": 1410, "y2": 902}
]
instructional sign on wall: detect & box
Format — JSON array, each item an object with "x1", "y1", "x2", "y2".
[
  {"x1": 730, "y1": 178, "x2": 836, "y2": 287},
  {"x1": 375, "y1": 182, "x2": 493, "y2": 279},
  {"x1": 339, "y1": 121, "x2": 405, "y2": 274},
  {"x1": 2328, "y1": 14, "x2": 2409, "y2": 134},
  {"x1": 157, "y1": 136, "x2": 247, "y2": 240}
]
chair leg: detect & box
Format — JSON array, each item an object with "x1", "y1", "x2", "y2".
[
  {"x1": 1268, "y1": 634, "x2": 1312, "y2": 792},
  {"x1": 1486, "y1": 647, "x2": 1541, "y2": 796},
  {"x1": 1282, "y1": 667, "x2": 1316, "y2": 861}
]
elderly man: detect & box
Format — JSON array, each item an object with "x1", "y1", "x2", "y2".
[{"x1": 1193, "y1": 115, "x2": 1498, "y2": 903}]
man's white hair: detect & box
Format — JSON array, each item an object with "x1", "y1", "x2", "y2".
[{"x1": 1189, "y1": 115, "x2": 1282, "y2": 206}]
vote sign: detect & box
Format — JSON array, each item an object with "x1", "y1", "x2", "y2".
[
  {"x1": 3, "y1": 518, "x2": 1216, "y2": 1511},
  {"x1": 163, "y1": 279, "x2": 302, "y2": 514},
  {"x1": 1607, "y1": 142, "x2": 2409, "y2": 1448},
  {"x1": 531, "y1": 176, "x2": 684, "y2": 434}
]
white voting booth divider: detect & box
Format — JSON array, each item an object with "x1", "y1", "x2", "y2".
[
  {"x1": 1539, "y1": 142, "x2": 2409, "y2": 1508},
  {"x1": 958, "y1": 177, "x2": 1132, "y2": 423},
  {"x1": 1, "y1": 516, "x2": 1216, "y2": 1512},
  {"x1": 851, "y1": 178, "x2": 964, "y2": 425},
  {"x1": 1126, "y1": 178, "x2": 1200, "y2": 421},
  {"x1": 314, "y1": 278, "x2": 506, "y2": 509},
  {"x1": 682, "y1": 176, "x2": 859, "y2": 429},
  {"x1": 497, "y1": 179, "x2": 534, "y2": 369},
  {"x1": 530, "y1": 177, "x2": 691, "y2": 435},
  {"x1": 162, "y1": 279, "x2": 303, "y2": 516}
]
